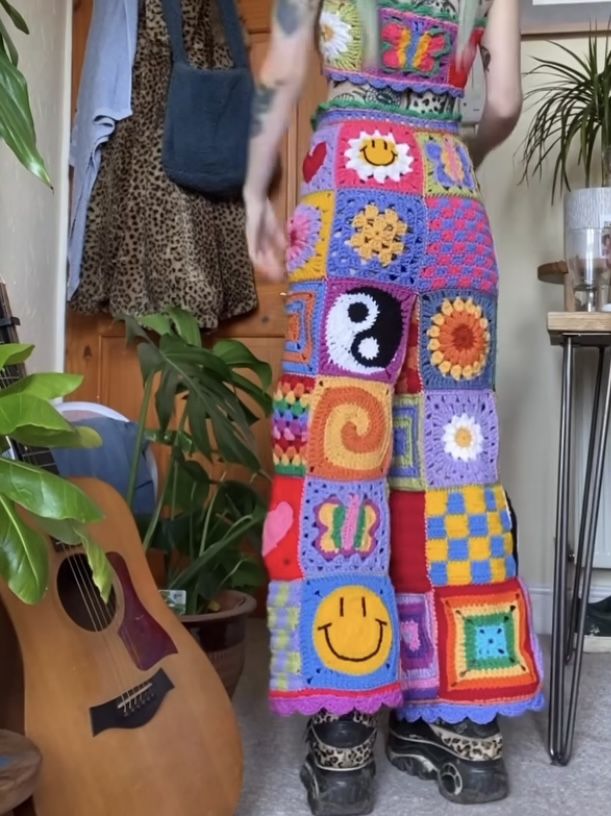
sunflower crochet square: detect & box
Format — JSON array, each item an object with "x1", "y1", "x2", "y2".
[
  {"x1": 300, "y1": 477, "x2": 389, "y2": 576},
  {"x1": 287, "y1": 191, "x2": 335, "y2": 281},
  {"x1": 272, "y1": 375, "x2": 315, "y2": 477},
  {"x1": 336, "y1": 119, "x2": 424, "y2": 194},
  {"x1": 420, "y1": 290, "x2": 496, "y2": 390},
  {"x1": 390, "y1": 490, "x2": 431, "y2": 593},
  {"x1": 397, "y1": 592, "x2": 440, "y2": 702},
  {"x1": 425, "y1": 485, "x2": 517, "y2": 588},
  {"x1": 389, "y1": 394, "x2": 424, "y2": 490},
  {"x1": 423, "y1": 390, "x2": 499, "y2": 488},
  {"x1": 395, "y1": 303, "x2": 423, "y2": 395},
  {"x1": 283, "y1": 283, "x2": 325, "y2": 376},
  {"x1": 301, "y1": 126, "x2": 340, "y2": 196},
  {"x1": 268, "y1": 580, "x2": 304, "y2": 693},
  {"x1": 434, "y1": 579, "x2": 542, "y2": 702},
  {"x1": 379, "y1": 8, "x2": 453, "y2": 85},
  {"x1": 328, "y1": 190, "x2": 426, "y2": 286},
  {"x1": 306, "y1": 376, "x2": 393, "y2": 480},
  {"x1": 263, "y1": 475, "x2": 305, "y2": 581},
  {"x1": 416, "y1": 133, "x2": 479, "y2": 198},
  {"x1": 301, "y1": 574, "x2": 400, "y2": 692},
  {"x1": 319, "y1": 279, "x2": 414, "y2": 384},
  {"x1": 419, "y1": 198, "x2": 499, "y2": 293}
]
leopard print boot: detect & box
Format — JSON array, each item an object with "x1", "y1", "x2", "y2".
[
  {"x1": 386, "y1": 713, "x2": 508, "y2": 804},
  {"x1": 300, "y1": 711, "x2": 377, "y2": 816}
]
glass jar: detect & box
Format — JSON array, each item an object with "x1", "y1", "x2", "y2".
[{"x1": 565, "y1": 227, "x2": 611, "y2": 312}]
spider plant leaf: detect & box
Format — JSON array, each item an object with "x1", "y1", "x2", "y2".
[
  {"x1": 0, "y1": 16, "x2": 18, "y2": 64},
  {"x1": 0, "y1": 1, "x2": 28, "y2": 34}
]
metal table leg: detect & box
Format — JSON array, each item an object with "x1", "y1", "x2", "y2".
[{"x1": 548, "y1": 343, "x2": 611, "y2": 765}]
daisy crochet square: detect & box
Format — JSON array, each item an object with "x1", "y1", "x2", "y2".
[
  {"x1": 283, "y1": 283, "x2": 325, "y2": 376},
  {"x1": 306, "y1": 376, "x2": 393, "y2": 480},
  {"x1": 379, "y1": 8, "x2": 453, "y2": 85},
  {"x1": 320, "y1": 279, "x2": 415, "y2": 384},
  {"x1": 390, "y1": 491, "x2": 431, "y2": 594},
  {"x1": 328, "y1": 190, "x2": 426, "y2": 286},
  {"x1": 397, "y1": 592, "x2": 440, "y2": 702},
  {"x1": 272, "y1": 375, "x2": 315, "y2": 477},
  {"x1": 301, "y1": 126, "x2": 340, "y2": 196},
  {"x1": 301, "y1": 574, "x2": 400, "y2": 692},
  {"x1": 425, "y1": 485, "x2": 517, "y2": 588},
  {"x1": 287, "y1": 191, "x2": 335, "y2": 281},
  {"x1": 416, "y1": 132, "x2": 479, "y2": 198},
  {"x1": 423, "y1": 390, "x2": 499, "y2": 488},
  {"x1": 300, "y1": 477, "x2": 389, "y2": 575},
  {"x1": 336, "y1": 119, "x2": 423, "y2": 194},
  {"x1": 389, "y1": 394, "x2": 424, "y2": 490},
  {"x1": 395, "y1": 303, "x2": 423, "y2": 395},
  {"x1": 319, "y1": 0, "x2": 363, "y2": 73},
  {"x1": 419, "y1": 198, "x2": 499, "y2": 293},
  {"x1": 434, "y1": 579, "x2": 542, "y2": 702},
  {"x1": 263, "y1": 475, "x2": 305, "y2": 581},
  {"x1": 268, "y1": 580, "x2": 304, "y2": 693},
  {"x1": 420, "y1": 290, "x2": 496, "y2": 390}
]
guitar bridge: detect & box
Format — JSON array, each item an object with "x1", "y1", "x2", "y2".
[{"x1": 89, "y1": 669, "x2": 174, "y2": 736}]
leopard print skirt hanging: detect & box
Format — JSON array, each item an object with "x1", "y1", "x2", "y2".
[{"x1": 71, "y1": 0, "x2": 258, "y2": 329}]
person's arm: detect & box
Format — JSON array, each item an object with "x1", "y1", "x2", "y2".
[
  {"x1": 244, "y1": 1, "x2": 320, "y2": 280},
  {"x1": 466, "y1": 0, "x2": 522, "y2": 169}
]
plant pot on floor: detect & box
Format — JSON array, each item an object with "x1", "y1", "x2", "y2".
[{"x1": 182, "y1": 590, "x2": 257, "y2": 698}]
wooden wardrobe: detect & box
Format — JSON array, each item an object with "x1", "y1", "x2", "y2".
[{"x1": 67, "y1": 0, "x2": 326, "y2": 479}]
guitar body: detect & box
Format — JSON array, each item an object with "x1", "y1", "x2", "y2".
[{"x1": 0, "y1": 477, "x2": 243, "y2": 816}]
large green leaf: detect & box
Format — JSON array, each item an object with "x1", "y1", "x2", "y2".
[
  {"x1": 0, "y1": 342, "x2": 33, "y2": 369},
  {"x1": 138, "y1": 313, "x2": 173, "y2": 337},
  {"x1": 0, "y1": 48, "x2": 50, "y2": 186},
  {"x1": 1, "y1": 372, "x2": 83, "y2": 400},
  {"x1": 0, "y1": 457, "x2": 104, "y2": 523},
  {"x1": 167, "y1": 308, "x2": 201, "y2": 347},
  {"x1": 213, "y1": 339, "x2": 273, "y2": 390},
  {"x1": 0, "y1": 392, "x2": 84, "y2": 439},
  {"x1": 0, "y1": 495, "x2": 47, "y2": 604}
]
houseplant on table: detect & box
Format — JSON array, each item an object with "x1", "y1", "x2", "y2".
[{"x1": 122, "y1": 308, "x2": 272, "y2": 695}]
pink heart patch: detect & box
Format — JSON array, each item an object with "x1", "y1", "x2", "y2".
[{"x1": 262, "y1": 501, "x2": 294, "y2": 558}]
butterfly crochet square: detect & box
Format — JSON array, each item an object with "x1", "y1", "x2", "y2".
[
  {"x1": 379, "y1": 8, "x2": 453, "y2": 84},
  {"x1": 417, "y1": 133, "x2": 479, "y2": 198}
]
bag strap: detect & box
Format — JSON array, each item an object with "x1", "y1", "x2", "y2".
[{"x1": 160, "y1": 0, "x2": 249, "y2": 69}]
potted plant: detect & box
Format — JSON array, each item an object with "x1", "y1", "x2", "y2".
[{"x1": 121, "y1": 308, "x2": 272, "y2": 696}]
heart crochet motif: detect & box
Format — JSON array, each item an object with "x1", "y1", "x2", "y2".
[{"x1": 303, "y1": 141, "x2": 327, "y2": 183}]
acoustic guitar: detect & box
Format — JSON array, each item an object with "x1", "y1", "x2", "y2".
[{"x1": 0, "y1": 283, "x2": 243, "y2": 816}]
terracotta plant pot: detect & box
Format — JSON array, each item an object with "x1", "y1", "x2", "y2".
[{"x1": 181, "y1": 590, "x2": 257, "y2": 698}]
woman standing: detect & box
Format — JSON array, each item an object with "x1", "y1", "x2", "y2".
[{"x1": 244, "y1": 2, "x2": 543, "y2": 813}]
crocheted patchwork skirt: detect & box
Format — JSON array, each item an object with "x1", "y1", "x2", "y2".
[{"x1": 264, "y1": 109, "x2": 544, "y2": 724}]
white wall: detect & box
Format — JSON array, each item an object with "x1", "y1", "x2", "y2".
[{"x1": 0, "y1": 0, "x2": 71, "y2": 373}]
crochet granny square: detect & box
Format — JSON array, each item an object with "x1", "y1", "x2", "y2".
[
  {"x1": 287, "y1": 191, "x2": 335, "y2": 281},
  {"x1": 379, "y1": 8, "x2": 454, "y2": 85},
  {"x1": 272, "y1": 375, "x2": 315, "y2": 477},
  {"x1": 283, "y1": 282, "x2": 325, "y2": 376},
  {"x1": 268, "y1": 580, "x2": 304, "y2": 693},
  {"x1": 397, "y1": 591, "x2": 440, "y2": 702},
  {"x1": 263, "y1": 475, "x2": 305, "y2": 581},
  {"x1": 301, "y1": 125, "x2": 340, "y2": 196},
  {"x1": 417, "y1": 132, "x2": 479, "y2": 198},
  {"x1": 389, "y1": 394, "x2": 424, "y2": 490}
]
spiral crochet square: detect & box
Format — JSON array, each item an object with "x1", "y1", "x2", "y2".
[
  {"x1": 417, "y1": 132, "x2": 479, "y2": 198},
  {"x1": 389, "y1": 394, "x2": 424, "y2": 490},
  {"x1": 283, "y1": 283, "x2": 325, "y2": 376},
  {"x1": 390, "y1": 490, "x2": 431, "y2": 594},
  {"x1": 397, "y1": 592, "x2": 440, "y2": 702},
  {"x1": 268, "y1": 580, "x2": 304, "y2": 693}
]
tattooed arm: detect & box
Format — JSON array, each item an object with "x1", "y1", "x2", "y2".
[{"x1": 244, "y1": 0, "x2": 321, "y2": 280}]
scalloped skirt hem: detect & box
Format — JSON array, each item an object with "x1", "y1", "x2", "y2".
[
  {"x1": 394, "y1": 690, "x2": 546, "y2": 725},
  {"x1": 269, "y1": 685, "x2": 404, "y2": 717}
]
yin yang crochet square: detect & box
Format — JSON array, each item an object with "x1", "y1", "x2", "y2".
[
  {"x1": 327, "y1": 190, "x2": 426, "y2": 285},
  {"x1": 301, "y1": 574, "x2": 401, "y2": 692},
  {"x1": 300, "y1": 476, "x2": 390, "y2": 576},
  {"x1": 426, "y1": 485, "x2": 517, "y2": 588},
  {"x1": 268, "y1": 580, "x2": 304, "y2": 694},
  {"x1": 423, "y1": 389, "x2": 499, "y2": 488},
  {"x1": 434, "y1": 580, "x2": 542, "y2": 702},
  {"x1": 283, "y1": 283, "x2": 325, "y2": 376},
  {"x1": 272, "y1": 375, "x2": 314, "y2": 477},
  {"x1": 300, "y1": 125, "x2": 340, "y2": 196},
  {"x1": 319, "y1": 279, "x2": 415, "y2": 384},
  {"x1": 336, "y1": 119, "x2": 424, "y2": 194},
  {"x1": 419, "y1": 198, "x2": 499, "y2": 293},
  {"x1": 416, "y1": 133, "x2": 479, "y2": 198},
  {"x1": 397, "y1": 592, "x2": 440, "y2": 702},
  {"x1": 286, "y1": 191, "x2": 335, "y2": 282},
  {"x1": 419, "y1": 290, "x2": 496, "y2": 390},
  {"x1": 389, "y1": 394, "x2": 424, "y2": 490}
]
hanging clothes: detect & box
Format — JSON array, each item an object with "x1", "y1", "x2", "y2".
[
  {"x1": 70, "y1": 0, "x2": 257, "y2": 330},
  {"x1": 68, "y1": 0, "x2": 140, "y2": 299}
]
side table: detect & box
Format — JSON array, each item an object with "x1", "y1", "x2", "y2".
[{"x1": 547, "y1": 312, "x2": 611, "y2": 765}]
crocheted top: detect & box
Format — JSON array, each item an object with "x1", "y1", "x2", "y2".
[{"x1": 320, "y1": 1, "x2": 490, "y2": 120}]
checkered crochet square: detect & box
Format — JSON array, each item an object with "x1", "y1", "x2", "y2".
[
  {"x1": 272, "y1": 375, "x2": 314, "y2": 477},
  {"x1": 390, "y1": 491, "x2": 431, "y2": 593},
  {"x1": 419, "y1": 198, "x2": 499, "y2": 293},
  {"x1": 336, "y1": 119, "x2": 424, "y2": 194},
  {"x1": 389, "y1": 395, "x2": 424, "y2": 490},
  {"x1": 423, "y1": 390, "x2": 499, "y2": 488},
  {"x1": 268, "y1": 581, "x2": 303, "y2": 693},
  {"x1": 320, "y1": 279, "x2": 414, "y2": 384},
  {"x1": 300, "y1": 126, "x2": 340, "y2": 196},
  {"x1": 307, "y1": 376, "x2": 393, "y2": 480},
  {"x1": 397, "y1": 592, "x2": 440, "y2": 702},
  {"x1": 420, "y1": 290, "x2": 496, "y2": 390},
  {"x1": 416, "y1": 132, "x2": 479, "y2": 198},
  {"x1": 287, "y1": 192, "x2": 335, "y2": 282},
  {"x1": 434, "y1": 579, "x2": 542, "y2": 702},
  {"x1": 426, "y1": 485, "x2": 517, "y2": 587},
  {"x1": 283, "y1": 283, "x2": 325, "y2": 376},
  {"x1": 263, "y1": 475, "x2": 304, "y2": 581},
  {"x1": 300, "y1": 477, "x2": 389, "y2": 575},
  {"x1": 328, "y1": 190, "x2": 426, "y2": 286}
]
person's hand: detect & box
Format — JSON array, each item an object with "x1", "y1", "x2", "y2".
[{"x1": 244, "y1": 194, "x2": 287, "y2": 282}]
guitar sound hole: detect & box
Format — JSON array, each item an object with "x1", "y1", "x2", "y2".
[{"x1": 57, "y1": 554, "x2": 117, "y2": 632}]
